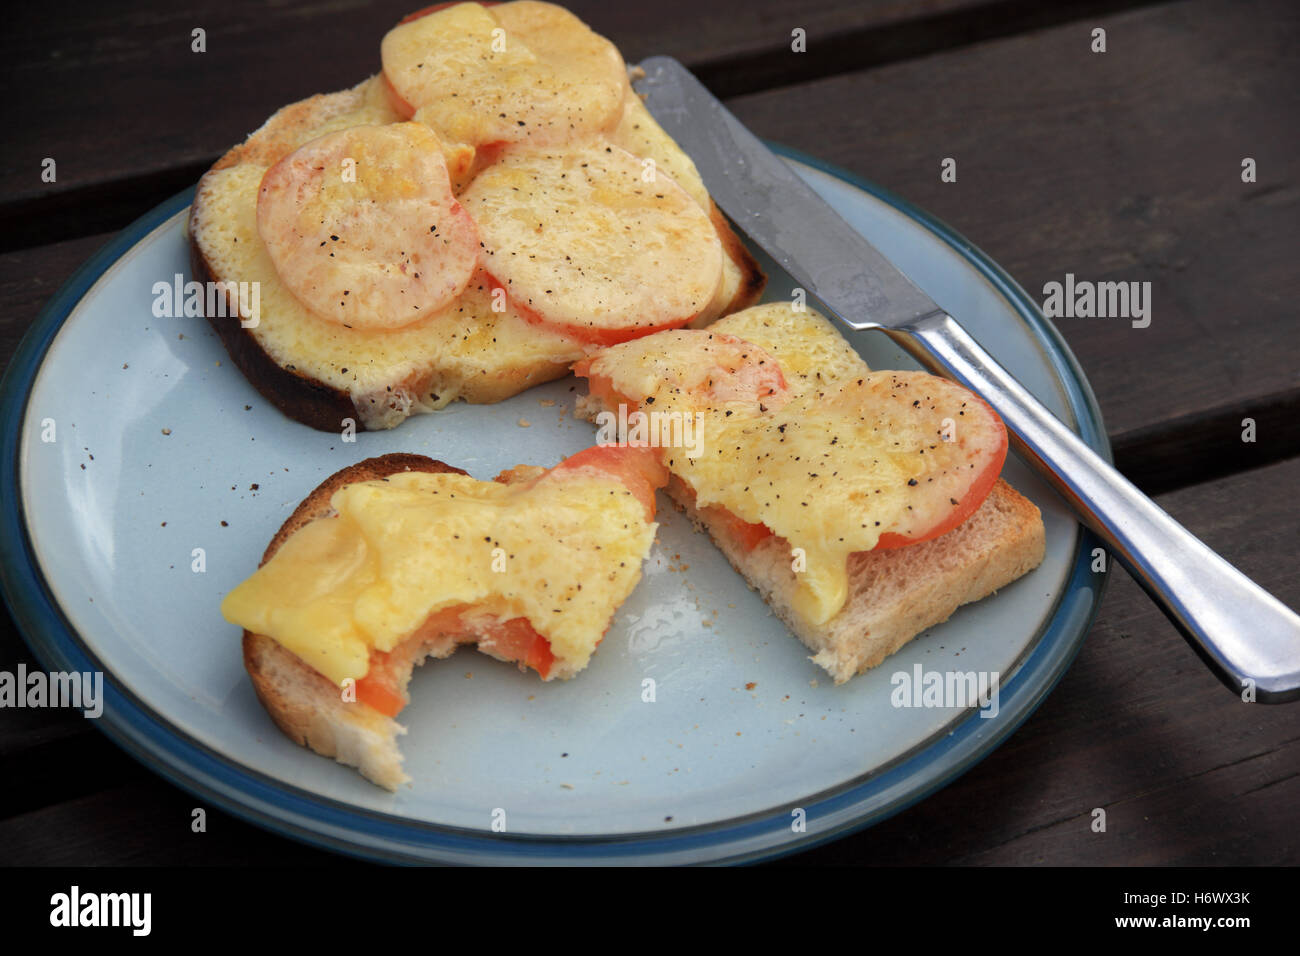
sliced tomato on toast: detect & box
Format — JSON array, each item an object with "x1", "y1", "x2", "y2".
[
  {"x1": 460, "y1": 142, "x2": 724, "y2": 344},
  {"x1": 576, "y1": 329, "x2": 1008, "y2": 557},
  {"x1": 256, "y1": 123, "x2": 479, "y2": 329},
  {"x1": 352, "y1": 444, "x2": 667, "y2": 717},
  {"x1": 381, "y1": 1, "x2": 627, "y2": 149}
]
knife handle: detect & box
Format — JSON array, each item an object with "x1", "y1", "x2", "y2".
[{"x1": 886, "y1": 310, "x2": 1300, "y2": 703}]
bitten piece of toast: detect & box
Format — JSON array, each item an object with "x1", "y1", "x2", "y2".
[{"x1": 242, "y1": 454, "x2": 469, "y2": 790}]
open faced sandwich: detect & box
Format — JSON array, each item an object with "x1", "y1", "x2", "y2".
[
  {"x1": 221, "y1": 446, "x2": 668, "y2": 788},
  {"x1": 576, "y1": 303, "x2": 1046, "y2": 684},
  {"x1": 189, "y1": 1, "x2": 763, "y2": 431}
]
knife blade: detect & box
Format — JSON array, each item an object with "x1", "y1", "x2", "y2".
[
  {"x1": 634, "y1": 55, "x2": 939, "y2": 331},
  {"x1": 633, "y1": 55, "x2": 1300, "y2": 703}
]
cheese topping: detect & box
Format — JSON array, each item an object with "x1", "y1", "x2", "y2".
[
  {"x1": 382, "y1": 2, "x2": 628, "y2": 149},
  {"x1": 583, "y1": 307, "x2": 1006, "y2": 626},
  {"x1": 220, "y1": 469, "x2": 656, "y2": 685},
  {"x1": 664, "y1": 378, "x2": 940, "y2": 624}
]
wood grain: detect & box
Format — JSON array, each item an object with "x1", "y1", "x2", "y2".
[
  {"x1": 2, "y1": 456, "x2": 1295, "y2": 864},
  {"x1": 0, "y1": 0, "x2": 1168, "y2": 250}
]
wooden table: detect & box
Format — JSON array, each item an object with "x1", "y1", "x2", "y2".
[{"x1": 2, "y1": 0, "x2": 1296, "y2": 865}]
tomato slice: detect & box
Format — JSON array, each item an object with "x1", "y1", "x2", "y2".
[
  {"x1": 573, "y1": 330, "x2": 789, "y2": 408},
  {"x1": 354, "y1": 608, "x2": 556, "y2": 717},
  {"x1": 873, "y1": 390, "x2": 1007, "y2": 549},
  {"x1": 710, "y1": 506, "x2": 774, "y2": 551},
  {"x1": 354, "y1": 649, "x2": 409, "y2": 717},
  {"x1": 481, "y1": 617, "x2": 555, "y2": 679},
  {"x1": 381, "y1": 72, "x2": 416, "y2": 120},
  {"x1": 485, "y1": 273, "x2": 695, "y2": 346},
  {"x1": 546, "y1": 444, "x2": 668, "y2": 520},
  {"x1": 389, "y1": 3, "x2": 505, "y2": 116}
]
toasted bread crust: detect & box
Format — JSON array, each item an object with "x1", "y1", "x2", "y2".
[
  {"x1": 188, "y1": 234, "x2": 366, "y2": 433},
  {"x1": 668, "y1": 474, "x2": 1046, "y2": 683},
  {"x1": 241, "y1": 454, "x2": 468, "y2": 788}
]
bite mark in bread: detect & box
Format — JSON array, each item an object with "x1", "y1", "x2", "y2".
[{"x1": 242, "y1": 454, "x2": 469, "y2": 790}]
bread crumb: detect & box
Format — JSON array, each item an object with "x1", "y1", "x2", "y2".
[
  {"x1": 161, "y1": 428, "x2": 171, "y2": 435},
  {"x1": 809, "y1": 679, "x2": 819, "y2": 688},
  {"x1": 538, "y1": 399, "x2": 555, "y2": 407},
  {"x1": 561, "y1": 783, "x2": 575, "y2": 790},
  {"x1": 745, "y1": 682, "x2": 757, "y2": 691},
  {"x1": 464, "y1": 672, "x2": 473, "y2": 679},
  {"x1": 517, "y1": 418, "x2": 531, "y2": 428}
]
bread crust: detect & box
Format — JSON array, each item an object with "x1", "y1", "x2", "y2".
[
  {"x1": 188, "y1": 234, "x2": 366, "y2": 433},
  {"x1": 668, "y1": 474, "x2": 1045, "y2": 683},
  {"x1": 240, "y1": 454, "x2": 468, "y2": 789}
]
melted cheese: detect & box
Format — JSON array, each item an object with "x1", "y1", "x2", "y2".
[
  {"x1": 191, "y1": 163, "x2": 587, "y2": 429},
  {"x1": 589, "y1": 305, "x2": 1001, "y2": 625},
  {"x1": 663, "y1": 379, "x2": 930, "y2": 624},
  {"x1": 221, "y1": 470, "x2": 656, "y2": 685}
]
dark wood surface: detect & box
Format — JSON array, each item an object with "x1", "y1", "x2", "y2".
[{"x1": 1, "y1": 0, "x2": 1296, "y2": 866}]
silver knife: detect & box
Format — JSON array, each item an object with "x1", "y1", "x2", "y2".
[{"x1": 635, "y1": 55, "x2": 1300, "y2": 703}]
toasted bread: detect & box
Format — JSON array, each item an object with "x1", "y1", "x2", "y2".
[
  {"x1": 669, "y1": 475, "x2": 1045, "y2": 683},
  {"x1": 574, "y1": 303, "x2": 1047, "y2": 682},
  {"x1": 239, "y1": 448, "x2": 666, "y2": 789},
  {"x1": 241, "y1": 454, "x2": 469, "y2": 790}
]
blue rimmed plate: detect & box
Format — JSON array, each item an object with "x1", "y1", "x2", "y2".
[{"x1": 0, "y1": 145, "x2": 1109, "y2": 864}]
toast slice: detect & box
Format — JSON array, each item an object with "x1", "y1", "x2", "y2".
[
  {"x1": 189, "y1": 74, "x2": 763, "y2": 432},
  {"x1": 575, "y1": 303, "x2": 1047, "y2": 682},
  {"x1": 237, "y1": 448, "x2": 665, "y2": 789},
  {"x1": 241, "y1": 454, "x2": 467, "y2": 790}
]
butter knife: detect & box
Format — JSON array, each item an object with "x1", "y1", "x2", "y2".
[{"x1": 635, "y1": 55, "x2": 1300, "y2": 702}]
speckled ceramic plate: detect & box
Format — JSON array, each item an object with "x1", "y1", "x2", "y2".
[{"x1": 0, "y1": 145, "x2": 1109, "y2": 864}]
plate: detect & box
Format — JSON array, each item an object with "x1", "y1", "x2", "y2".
[{"x1": 0, "y1": 145, "x2": 1109, "y2": 864}]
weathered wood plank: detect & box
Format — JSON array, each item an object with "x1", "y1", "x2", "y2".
[
  {"x1": 3, "y1": 456, "x2": 1296, "y2": 864},
  {"x1": 0, "y1": 0, "x2": 1168, "y2": 249},
  {"x1": 726, "y1": 0, "x2": 1300, "y2": 487}
]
